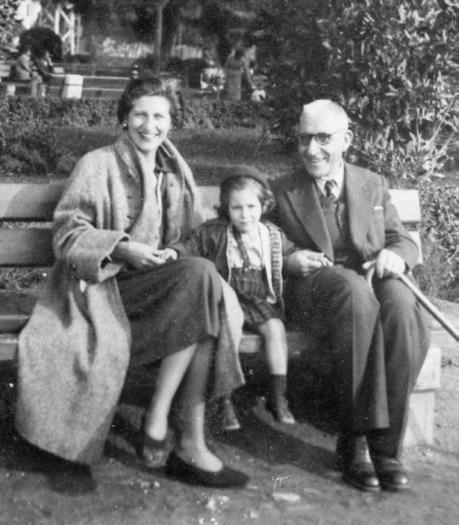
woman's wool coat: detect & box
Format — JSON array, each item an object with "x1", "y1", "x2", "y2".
[{"x1": 15, "y1": 135, "x2": 203, "y2": 464}]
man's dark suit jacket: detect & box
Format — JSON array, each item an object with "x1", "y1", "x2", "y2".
[{"x1": 271, "y1": 162, "x2": 419, "y2": 271}]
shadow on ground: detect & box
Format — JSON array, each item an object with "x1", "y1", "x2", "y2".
[{"x1": 0, "y1": 354, "x2": 340, "y2": 495}]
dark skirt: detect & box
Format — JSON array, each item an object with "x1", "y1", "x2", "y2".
[
  {"x1": 229, "y1": 268, "x2": 282, "y2": 330},
  {"x1": 117, "y1": 257, "x2": 222, "y2": 368}
]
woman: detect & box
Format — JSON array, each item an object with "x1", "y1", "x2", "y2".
[
  {"x1": 15, "y1": 76, "x2": 248, "y2": 488},
  {"x1": 224, "y1": 46, "x2": 255, "y2": 101},
  {"x1": 13, "y1": 46, "x2": 33, "y2": 81}
]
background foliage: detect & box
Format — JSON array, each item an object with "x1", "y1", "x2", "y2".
[
  {"x1": 0, "y1": 0, "x2": 21, "y2": 59},
  {"x1": 1, "y1": 0, "x2": 457, "y2": 299},
  {"x1": 257, "y1": 0, "x2": 456, "y2": 176},
  {"x1": 255, "y1": 0, "x2": 457, "y2": 298},
  {"x1": 0, "y1": 95, "x2": 261, "y2": 177}
]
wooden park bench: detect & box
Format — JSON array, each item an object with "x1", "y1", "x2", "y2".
[
  {"x1": 46, "y1": 73, "x2": 128, "y2": 99},
  {"x1": 0, "y1": 183, "x2": 443, "y2": 448},
  {"x1": 0, "y1": 61, "x2": 11, "y2": 81},
  {"x1": 54, "y1": 63, "x2": 133, "y2": 78},
  {"x1": 0, "y1": 70, "x2": 127, "y2": 100}
]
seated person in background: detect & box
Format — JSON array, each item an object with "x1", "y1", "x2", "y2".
[
  {"x1": 271, "y1": 99, "x2": 430, "y2": 493},
  {"x1": 33, "y1": 49, "x2": 53, "y2": 83},
  {"x1": 173, "y1": 166, "x2": 297, "y2": 430},
  {"x1": 12, "y1": 47, "x2": 33, "y2": 81},
  {"x1": 33, "y1": 49, "x2": 53, "y2": 96}
]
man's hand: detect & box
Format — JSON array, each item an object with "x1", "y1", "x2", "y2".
[
  {"x1": 362, "y1": 248, "x2": 406, "y2": 279},
  {"x1": 285, "y1": 250, "x2": 332, "y2": 277},
  {"x1": 112, "y1": 241, "x2": 170, "y2": 270}
]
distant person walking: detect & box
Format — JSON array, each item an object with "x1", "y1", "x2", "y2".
[{"x1": 224, "y1": 45, "x2": 255, "y2": 101}]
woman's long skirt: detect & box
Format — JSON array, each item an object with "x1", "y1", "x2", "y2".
[{"x1": 117, "y1": 257, "x2": 222, "y2": 367}]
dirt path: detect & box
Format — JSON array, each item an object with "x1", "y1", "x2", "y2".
[{"x1": 1, "y1": 408, "x2": 458, "y2": 525}]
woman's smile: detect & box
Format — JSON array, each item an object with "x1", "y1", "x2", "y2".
[{"x1": 126, "y1": 95, "x2": 172, "y2": 155}]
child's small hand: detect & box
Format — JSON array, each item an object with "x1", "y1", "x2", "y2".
[
  {"x1": 286, "y1": 250, "x2": 331, "y2": 276},
  {"x1": 153, "y1": 248, "x2": 178, "y2": 262}
]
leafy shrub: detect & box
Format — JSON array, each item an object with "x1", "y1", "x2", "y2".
[
  {"x1": 0, "y1": 0, "x2": 21, "y2": 60},
  {"x1": 0, "y1": 123, "x2": 70, "y2": 176},
  {"x1": 0, "y1": 95, "x2": 118, "y2": 176},
  {"x1": 317, "y1": 0, "x2": 457, "y2": 182},
  {"x1": 0, "y1": 93, "x2": 264, "y2": 176},
  {"x1": 418, "y1": 179, "x2": 458, "y2": 257},
  {"x1": 414, "y1": 238, "x2": 456, "y2": 300},
  {"x1": 257, "y1": 0, "x2": 457, "y2": 181},
  {"x1": 349, "y1": 115, "x2": 452, "y2": 186},
  {"x1": 412, "y1": 179, "x2": 458, "y2": 299},
  {"x1": 183, "y1": 97, "x2": 263, "y2": 129},
  {"x1": 255, "y1": 0, "x2": 458, "y2": 299},
  {"x1": 254, "y1": 0, "x2": 328, "y2": 142},
  {"x1": 56, "y1": 98, "x2": 118, "y2": 127},
  {"x1": 19, "y1": 26, "x2": 63, "y2": 61}
]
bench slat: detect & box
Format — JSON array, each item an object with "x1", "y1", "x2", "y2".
[
  {"x1": 0, "y1": 184, "x2": 421, "y2": 223},
  {"x1": 0, "y1": 314, "x2": 29, "y2": 333},
  {"x1": 82, "y1": 76, "x2": 129, "y2": 89},
  {"x1": 0, "y1": 335, "x2": 17, "y2": 362},
  {"x1": 0, "y1": 185, "x2": 422, "y2": 268},
  {"x1": 0, "y1": 229, "x2": 54, "y2": 266},
  {"x1": 0, "y1": 183, "x2": 64, "y2": 220},
  {"x1": 81, "y1": 89, "x2": 125, "y2": 99},
  {"x1": 389, "y1": 189, "x2": 421, "y2": 223}
]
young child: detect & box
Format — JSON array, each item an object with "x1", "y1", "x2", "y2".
[{"x1": 174, "y1": 165, "x2": 297, "y2": 429}]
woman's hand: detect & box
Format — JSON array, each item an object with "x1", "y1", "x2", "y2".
[{"x1": 112, "y1": 241, "x2": 171, "y2": 270}]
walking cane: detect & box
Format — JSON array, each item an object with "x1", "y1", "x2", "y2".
[{"x1": 366, "y1": 265, "x2": 459, "y2": 342}]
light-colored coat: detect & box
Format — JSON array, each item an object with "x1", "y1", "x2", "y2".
[{"x1": 15, "y1": 134, "x2": 203, "y2": 464}]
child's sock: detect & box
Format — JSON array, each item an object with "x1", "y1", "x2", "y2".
[
  {"x1": 267, "y1": 374, "x2": 295, "y2": 424},
  {"x1": 221, "y1": 395, "x2": 241, "y2": 431},
  {"x1": 269, "y1": 374, "x2": 288, "y2": 402}
]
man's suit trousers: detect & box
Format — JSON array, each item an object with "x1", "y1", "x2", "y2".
[{"x1": 285, "y1": 265, "x2": 430, "y2": 457}]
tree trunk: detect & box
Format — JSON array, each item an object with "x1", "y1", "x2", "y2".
[{"x1": 154, "y1": 0, "x2": 170, "y2": 75}]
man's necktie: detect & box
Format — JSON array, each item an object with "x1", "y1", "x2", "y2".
[{"x1": 324, "y1": 179, "x2": 337, "y2": 200}]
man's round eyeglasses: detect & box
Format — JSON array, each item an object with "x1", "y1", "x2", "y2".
[{"x1": 297, "y1": 128, "x2": 348, "y2": 146}]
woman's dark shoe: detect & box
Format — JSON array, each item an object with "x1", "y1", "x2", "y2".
[
  {"x1": 373, "y1": 456, "x2": 409, "y2": 491},
  {"x1": 265, "y1": 396, "x2": 296, "y2": 425},
  {"x1": 165, "y1": 451, "x2": 249, "y2": 488},
  {"x1": 136, "y1": 415, "x2": 168, "y2": 468}
]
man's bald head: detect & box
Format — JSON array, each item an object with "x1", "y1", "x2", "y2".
[
  {"x1": 299, "y1": 99, "x2": 349, "y2": 131},
  {"x1": 297, "y1": 99, "x2": 353, "y2": 181}
]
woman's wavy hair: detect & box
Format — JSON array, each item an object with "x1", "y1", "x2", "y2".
[
  {"x1": 117, "y1": 75, "x2": 177, "y2": 124},
  {"x1": 217, "y1": 166, "x2": 275, "y2": 221}
]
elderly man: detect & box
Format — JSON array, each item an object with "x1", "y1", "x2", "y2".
[{"x1": 271, "y1": 99, "x2": 430, "y2": 492}]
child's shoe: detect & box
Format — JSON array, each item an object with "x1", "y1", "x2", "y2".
[
  {"x1": 266, "y1": 396, "x2": 296, "y2": 425},
  {"x1": 221, "y1": 397, "x2": 241, "y2": 431}
]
